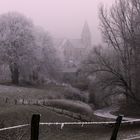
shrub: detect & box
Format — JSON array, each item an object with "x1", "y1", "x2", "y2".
[{"x1": 45, "y1": 99, "x2": 93, "y2": 117}]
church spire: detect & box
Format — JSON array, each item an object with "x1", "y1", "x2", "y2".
[{"x1": 81, "y1": 21, "x2": 92, "y2": 47}]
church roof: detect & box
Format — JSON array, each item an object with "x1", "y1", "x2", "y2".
[
  {"x1": 53, "y1": 38, "x2": 85, "y2": 49},
  {"x1": 53, "y1": 38, "x2": 69, "y2": 51},
  {"x1": 69, "y1": 39, "x2": 85, "y2": 49},
  {"x1": 53, "y1": 21, "x2": 92, "y2": 51},
  {"x1": 53, "y1": 38, "x2": 64, "y2": 47},
  {"x1": 62, "y1": 67, "x2": 78, "y2": 73}
]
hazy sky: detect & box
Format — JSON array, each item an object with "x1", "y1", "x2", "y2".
[{"x1": 0, "y1": 0, "x2": 114, "y2": 44}]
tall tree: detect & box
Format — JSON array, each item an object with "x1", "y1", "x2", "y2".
[
  {"x1": 32, "y1": 27, "x2": 62, "y2": 83},
  {"x1": 80, "y1": 0, "x2": 140, "y2": 104},
  {"x1": 0, "y1": 12, "x2": 35, "y2": 84},
  {"x1": 98, "y1": 0, "x2": 140, "y2": 102}
]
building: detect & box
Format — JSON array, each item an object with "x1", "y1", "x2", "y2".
[{"x1": 53, "y1": 21, "x2": 92, "y2": 71}]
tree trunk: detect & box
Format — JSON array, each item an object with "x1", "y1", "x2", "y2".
[{"x1": 10, "y1": 63, "x2": 19, "y2": 85}]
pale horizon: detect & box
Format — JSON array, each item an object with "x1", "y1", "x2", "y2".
[{"x1": 0, "y1": 0, "x2": 114, "y2": 45}]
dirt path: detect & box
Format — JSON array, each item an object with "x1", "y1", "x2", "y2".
[{"x1": 94, "y1": 106, "x2": 140, "y2": 121}]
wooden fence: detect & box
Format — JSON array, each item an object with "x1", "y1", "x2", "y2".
[
  {"x1": 0, "y1": 97, "x2": 140, "y2": 139},
  {"x1": 0, "y1": 97, "x2": 94, "y2": 122},
  {"x1": 1, "y1": 114, "x2": 139, "y2": 140}
]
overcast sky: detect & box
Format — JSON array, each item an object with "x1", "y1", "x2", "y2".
[{"x1": 0, "y1": 0, "x2": 114, "y2": 44}]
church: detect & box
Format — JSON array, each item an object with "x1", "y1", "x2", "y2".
[{"x1": 53, "y1": 21, "x2": 92, "y2": 71}]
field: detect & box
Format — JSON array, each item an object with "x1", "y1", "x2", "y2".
[
  {"x1": 0, "y1": 84, "x2": 87, "y2": 102},
  {"x1": 0, "y1": 85, "x2": 140, "y2": 139}
]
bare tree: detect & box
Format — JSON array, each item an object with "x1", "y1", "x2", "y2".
[
  {"x1": 80, "y1": 0, "x2": 140, "y2": 104},
  {"x1": 97, "y1": 0, "x2": 140, "y2": 102}
]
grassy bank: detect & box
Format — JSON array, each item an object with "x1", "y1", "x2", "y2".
[
  {"x1": 0, "y1": 84, "x2": 88, "y2": 102},
  {"x1": 0, "y1": 105, "x2": 76, "y2": 128}
]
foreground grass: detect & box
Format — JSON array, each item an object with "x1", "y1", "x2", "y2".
[
  {"x1": 0, "y1": 85, "x2": 140, "y2": 139},
  {"x1": 0, "y1": 105, "x2": 139, "y2": 139},
  {"x1": 39, "y1": 125, "x2": 140, "y2": 140},
  {"x1": 0, "y1": 105, "x2": 138, "y2": 140},
  {"x1": 0, "y1": 105, "x2": 76, "y2": 127},
  {"x1": 0, "y1": 104, "x2": 76, "y2": 140}
]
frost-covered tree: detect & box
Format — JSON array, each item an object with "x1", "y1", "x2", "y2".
[
  {"x1": 0, "y1": 12, "x2": 35, "y2": 84},
  {"x1": 31, "y1": 27, "x2": 62, "y2": 83},
  {"x1": 41, "y1": 34, "x2": 62, "y2": 80}
]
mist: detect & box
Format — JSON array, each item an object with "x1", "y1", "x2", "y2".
[
  {"x1": 0, "y1": 0, "x2": 140, "y2": 139},
  {"x1": 0, "y1": 0, "x2": 114, "y2": 44}
]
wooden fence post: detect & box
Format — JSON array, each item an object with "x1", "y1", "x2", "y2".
[
  {"x1": 110, "y1": 115, "x2": 123, "y2": 140},
  {"x1": 22, "y1": 99, "x2": 24, "y2": 105},
  {"x1": 14, "y1": 99, "x2": 17, "y2": 105},
  {"x1": 31, "y1": 114, "x2": 40, "y2": 140},
  {"x1": 5, "y1": 98, "x2": 8, "y2": 103}
]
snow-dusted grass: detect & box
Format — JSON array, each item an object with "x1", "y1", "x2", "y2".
[
  {"x1": 0, "y1": 104, "x2": 76, "y2": 128},
  {"x1": 0, "y1": 104, "x2": 77, "y2": 140},
  {"x1": 0, "y1": 104, "x2": 139, "y2": 140},
  {"x1": 0, "y1": 84, "x2": 92, "y2": 121},
  {"x1": 1, "y1": 85, "x2": 140, "y2": 139},
  {"x1": 0, "y1": 84, "x2": 87, "y2": 102}
]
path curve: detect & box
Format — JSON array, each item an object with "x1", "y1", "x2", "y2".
[{"x1": 94, "y1": 106, "x2": 140, "y2": 121}]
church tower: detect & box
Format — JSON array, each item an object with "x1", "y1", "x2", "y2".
[{"x1": 81, "y1": 21, "x2": 92, "y2": 47}]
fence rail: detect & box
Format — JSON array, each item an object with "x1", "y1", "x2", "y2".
[
  {"x1": 1, "y1": 118, "x2": 140, "y2": 132},
  {"x1": 0, "y1": 114, "x2": 140, "y2": 140},
  {"x1": 123, "y1": 136, "x2": 140, "y2": 140},
  {"x1": 0, "y1": 124, "x2": 29, "y2": 131}
]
